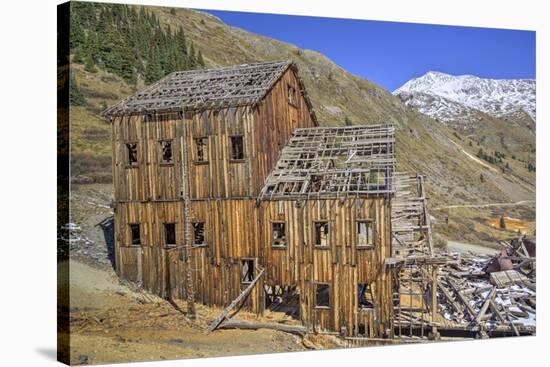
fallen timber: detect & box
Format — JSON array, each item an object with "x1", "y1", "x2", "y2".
[
  {"x1": 431, "y1": 237, "x2": 535, "y2": 338},
  {"x1": 391, "y1": 173, "x2": 535, "y2": 340},
  {"x1": 206, "y1": 267, "x2": 265, "y2": 334},
  {"x1": 217, "y1": 319, "x2": 307, "y2": 336}
]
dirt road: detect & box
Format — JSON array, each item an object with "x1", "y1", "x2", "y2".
[{"x1": 434, "y1": 200, "x2": 535, "y2": 210}]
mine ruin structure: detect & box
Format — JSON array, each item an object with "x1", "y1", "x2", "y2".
[{"x1": 104, "y1": 60, "x2": 400, "y2": 338}]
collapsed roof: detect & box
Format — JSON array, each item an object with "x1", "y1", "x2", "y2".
[
  {"x1": 103, "y1": 60, "x2": 315, "y2": 121},
  {"x1": 257, "y1": 125, "x2": 396, "y2": 201}
]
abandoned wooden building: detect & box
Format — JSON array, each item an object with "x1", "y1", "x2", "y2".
[{"x1": 103, "y1": 60, "x2": 401, "y2": 338}]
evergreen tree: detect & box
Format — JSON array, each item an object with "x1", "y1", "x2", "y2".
[
  {"x1": 73, "y1": 47, "x2": 84, "y2": 64},
  {"x1": 69, "y1": 4, "x2": 198, "y2": 83},
  {"x1": 84, "y1": 52, "x2": 97, "y2": 73},
  {"x1": 480, "y1": 174, "x2": 485, "y2": 183},
  {"x1": 344, "y1": 116, "x2": 352, "y2": 126},
  {"x1": 145, "y1": 45, "x2": 163, "y2": 84},
  {"x1": 70, "y1": 73, "x2": 86, "y2": 106}
]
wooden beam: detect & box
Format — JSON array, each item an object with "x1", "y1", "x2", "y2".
[
  {"x1": 206, "y1": 267, "x2": 265, "y2": 334},
  {"x1": 218, "y1": 319, "x2": 307, "y2": 336},
  {"x1": 475, "y1": 287, "x2": 496, "y2": 325}
]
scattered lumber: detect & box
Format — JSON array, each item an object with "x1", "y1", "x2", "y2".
[{"x1": 435, "y1": 237, "x2": 536, "y2": 336}]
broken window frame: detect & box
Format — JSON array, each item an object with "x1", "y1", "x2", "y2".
[
  {"x1": 356, "y1": 219, "x2": 375, "y2": 249},
  {"x1": 287, "y1": 83, "x2": 297, "y2": 107},
  {"x1": 314, "y1": 282, "x2": 331, "y2": 309},
  {"x1": 194, "y1": 136, "x2": 209, "y2": 164},
  {"x1": 164, "y1": 222, "x2": 176, "y2": 248},
  {"x1": 271, "y1": 221, "x2": 287, "y2": 248},
  {"x1": 192, "y1": 221, "x2": 206, "y2": 248},
  {"x1": 241, "y1": 258, "x2": 255, "y2": 284},
  {"x1": 126, "y1": 142, "x2": 138, "y2": 167},
  {"x1": 129, "y1": 223, "x2": 141, "y2": 246},
  {"x1": 229, "y1": 135, "x2": 245, "y2": 162},
  {"x1": 159, "y1": 140, "x2": 174, "y2": 165},
  {"x1": 358, "y1": 283, "x2": 374, "y2": 310},
  {"x1": 313, "y1": 221, "x2": 330, "y2": 248}
]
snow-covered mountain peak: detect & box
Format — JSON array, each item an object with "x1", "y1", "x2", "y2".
[{"x1": 394, "y1": 71, "x2": 535, "y2": 122}]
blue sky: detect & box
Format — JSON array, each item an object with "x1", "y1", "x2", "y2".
[{"x1": 202, "y1": 9, "x2": 536, "y2": 91}]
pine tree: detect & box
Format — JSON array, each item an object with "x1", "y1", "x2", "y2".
[
  {"x1": 344, "y1": 116, "x2": 352, "y2": 126},
  {"x1": 145, "y1": 45, "x2": 163, "y2": 84},
  {"x1": 70, "y1": 3, "x2": 197, "y2": 82},
  {"x1": 84, "y1": 52, "x2": 97, "y2": 73},
  {"x1": 70, "y1": 73, "x2": 86, "y2": 106},
  {"x1": 73, "y1": 47, "x2": 84, "y2": 64},
  {"x1": 480, "y1": 174, "x2": 485, "y2": 183}
]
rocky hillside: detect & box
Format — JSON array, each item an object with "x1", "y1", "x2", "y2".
[{"x1": 70, "y1": 5, "x2": 535, "y2": 246}]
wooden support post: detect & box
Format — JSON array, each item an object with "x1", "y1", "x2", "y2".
[
  {"x1": 206, "y1": 267, "x2": 265, "y2": 334},
  {"x1": 181, "y1": 110, "x2": 196, "y2": 320}
]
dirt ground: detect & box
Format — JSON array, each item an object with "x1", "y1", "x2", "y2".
[{"x1": 60, "y1": 259, "x2": 345, "y2": 365}]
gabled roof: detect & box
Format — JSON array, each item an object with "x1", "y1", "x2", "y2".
[
  {"x1": 257, "y1": 125, "x2": 395, "y2": 201},
  {"x1": 103, "y1": 60, "x2": 316, "y2": 121}
]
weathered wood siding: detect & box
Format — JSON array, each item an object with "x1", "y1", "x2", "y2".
[
  {"x1": 253, "y1": 68, "x2": 316, "y2": 183},
  {"x1": 114, "y1": 197, "x2": 393, "y2": 337},
  {"x1": 259, "y1": 197, "x2": 393, "y2": 337},
  {"x1": 112, "y1": 112, "x2": 184, "y2": 202},
  {"x1": 112, "y1": 68, "x2": 316, "y2": 202}
]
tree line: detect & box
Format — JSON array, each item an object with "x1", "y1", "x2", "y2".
[{"x1": 70, "y1": 2, "x2": 205, "y2": 86}]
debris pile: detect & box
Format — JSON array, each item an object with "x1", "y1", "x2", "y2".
[{"x1": 436, "y1": 237, "x2": 536, "y2": 336}]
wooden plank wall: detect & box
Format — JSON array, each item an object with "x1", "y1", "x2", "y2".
[
  {"x1": 112, "y1": 113, "x2": 184, "y2": 202},
  {"x1": 260, "y1": 197, "x2": 393, "y2": 337},
  {"x1": 112, "y1": 69, "x2": 316, "y2": 203},
  {"x1": 253, "y1": 68, "x2": 316, "y2": 184},
  {"x1": 114, "y1": 196, "x2": 393, "y2": 337}
]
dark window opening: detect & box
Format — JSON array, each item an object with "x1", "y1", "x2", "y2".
[
  {"x1": 160, "y1": 140, "x2": 173, "y2": 164},
  {"x1": 272, "y1": 222, "x2": 286, "y2": 248},
  {"x1": 192, "y1": 222, "x2": 205, "y2": 247},
  {"x1": 358, "y1": 283, "x2": 374, "y2": 309},
  {"x1": 310, "y1": 175, "x2": 324, "y2": 192},
  {"x1": 358, "y1": 323, "x2": 366, "y2": 335},
  {"x1": 357, "y1": 220, "x2": 374, "y2": 248},
  {"x1": 230, "y1": 136, "x2": 244, "y2": 160},
  {"x1": 314, "y1": 221, "x2": 329, "y2": 247},
  {"x1": 315, "y1": 283, "x2": 330, "y2": 308},
  {"x1": 241, "y1": 259, "x2": 255, "y2": 284},
  {"x1": 126, "y1": 143, "x2": 138, "y2": 165},
  {"x1": 195, "y1": 137, "x2": 208, "y2": 162},
  {"x1": 130, "y1": 224, "x2": 140, "y2": 246},
  {"x1": 164, "y1": 223, "x2": 176, "y2": 247},
  {"x1": 287, "y1": 84, "x2": 297, "y2": 106}
]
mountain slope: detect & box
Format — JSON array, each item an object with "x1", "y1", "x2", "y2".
[{"x1": 71, "y1": 5, "x2": 535, "y2": 246}]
